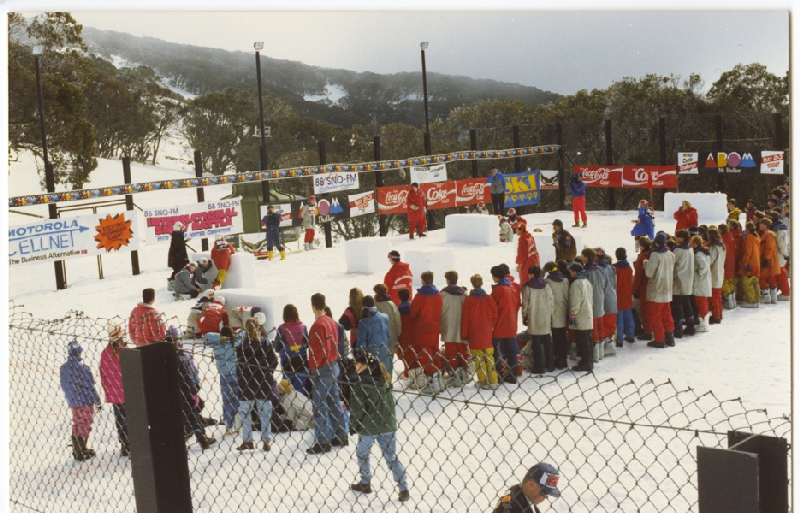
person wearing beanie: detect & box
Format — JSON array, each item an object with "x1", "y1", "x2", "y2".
[
  {"x1": 210, "y1": 234, "x2": 236, "y2": 286},
  {"x1": 492, "y1": 462, "x2": 562, "y2": 513},
  {"x1": 516, "y1": 224, "x2": 540, "y2": 285},
  {"x1": 60, "y1": 340, "x2": 101, "y2": 461},
  {"x1": 384, "y1": 251, "x2": 414, "y2": 305},
  {"x1": 707, "y1": 228, "x2": 726, "y2": 324},
  {"x1": 167, "y1": 221, "x2": 191, "y2": 281},
  {"x1": 521, "y1": 266, "x2": 555, "y2": 373},
  {"x1": 594, "y1": 249, "x2": 618, "y2": 357},
  {"x1": 613, "y1": 248, "x2": 635, "y2": 347},
  {"x1": 631, "y1": 199, "x2": 655, "y2": 252},
  {"x1": 758, "y1": 218, "x2": 781, "y2": 304},
  {"x1": 673, "y1": 200, "x2": 698, "y2": 234},
  {"x1": 486, "y1": 166, "x2": 507, "y2": 214},
  {"x1": 491, "y1": 265, "x2": 522, "y2": 383},
  {"x1": 408, "y1": 272, "x2": 445, "y2": 395},
  {"x1": 440, "y1": 271, "x2": 470, "y2": 387},
  {"x1": 644, "y1": 232, "x2": 676, "y2": 349},
  {"x1": 499, "y1": 215, "x2": 515, "y2": 243},
  {"x1": 258, "y1": 204, "x2": 287, "y2": 259},
  {"x1": 569, "y1": 172, "x2": 588, "y2": 228},
  {"x1": 671, "y1": 230, "x2": 695, "y2": 338},
  {"x1": 461, "y1": 274, "x2": 500, "y2": 389},
  {"x1": 567, "y1": 261, "x2": 594, "y2": 372},
  {"x1": 173, "y1": 261, "x2": 201, "y2": 300},
  {"x1": 100, "y1": 322, "x2": 130, "y2": 456},
  {"x1": 632, "y1": 236, "x2": 653, "y2": 341},
  {"x1": 544, "y1": 261, "x2": 570, "y2": 369},
  {"x1": 690, "y1": 235, "x2": 712, "y2": 332},
  {"x1": 727, "y1": 198, "x2": 741, "y2": 221},
  {"x1": 688, "y1": 225, "x2": 700, "y2": 240},
  {"x1": 407, "y1": 183, "x2": 428, "y2": 239},
  {"x1": 552, "y1": 219, "x2": 577, "y2": 262},
  {"x1": 301, "y1": 196, "x2": 317, "y2": 251},
  {"x1": 357, "y1": 296, "x2": 393, "y2": 373},
  {"x1": 740, "y1": 221, "x2": 762, "y2": 308},
  {"x1": 580, "y1": 248, "x2": 606, "y2": 362}
]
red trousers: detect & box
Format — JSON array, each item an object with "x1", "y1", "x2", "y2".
[
  {"x1": 759, "y1": 275, "x2": 778, "y2": 289},
  {"x1": 71, "y1": 405, "x2": 95, "y2": 438},
  {"x1": 694, "y1": 296, "x2": 709, "y2": 319},
  {"x1": 304, "y1": 228, "x2": 315, "y2": 243},
  {"x1": 639, "y1": 295, "x2": 651, "y2": 333},
  {"x1": 573, "y1": 196, "x2": 587, "y2": 223},
  {"x1": 710, "y1": 289, "x2": 723, "y2": 319},
  {"x1": 408, "y1": 333, "x2": 442, "y2": 374},
  {"x1": 647, "y1": 302, "x2": 674, "y2": 343},
  {"x1": 777, "y1": 264, "x2": 790, "y2": 296},
  {"x1": 602, "y1": 313, "x2": 616, "y2": 339},
  {"x1": 592, "y1": 318, "x2": 602, "y2": 344},
  {"x1": 409, "y1": 216, "x2": 427, "y2": 237},
  {"x1": 444, "y1": 342, "x2": 470, "y2": 369}
]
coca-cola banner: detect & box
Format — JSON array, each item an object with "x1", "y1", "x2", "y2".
[
  {"x1": 573, "y1": 166, "x2": 676, "y2": 189},
  {"x1": 454, "y1": 178, "x2": 490, "y2": 206},
  {"x1": 377, "y1": 179, "x2": 484, "y2": 215},
  {"x1": 377, "y1": 185, "x2": 410, "y2": 215},
  {"x1": 422, "y1": 182, "x2": 457, "y2": 210}
]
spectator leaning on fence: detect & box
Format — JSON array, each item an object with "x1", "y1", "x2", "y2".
[
  {"x1": 60, "y1": 340, "x2": 101, "y2": 462},
  {"x1": 129, "y1": 288, "x2": 167, "y2": 346},
  {"x1": 100, "y1": 321, "x2": 130, "y2": 457},
  {"x1": 493, "y1": 462, "x2": 561, "y2": 513}
]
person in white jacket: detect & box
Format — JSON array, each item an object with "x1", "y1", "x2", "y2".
[
  {"x1": 645, "y1": 232, "x2": 676, "y2": 348},
  {"x1": 373, "y1": 284, "x2": 402, "y2": 358},
  {"x1": 671, "y1": 229, "x2": 695, "y2": 338},
  {"x1": 707, "y1": 228, "x2": 726, "y2": 324},
  {"x1": 567, "y1": 262, "x2": 594, "y2": 373},
  {"x1": 277, "y1": 380, "x2": 313, "y2": 431},
  {"x1": 690, "y1": 236, "x2": 712, "y2": 332},
  {"x1": 499, "y1": 216, "x2": 514, "y2": 243},
  {"x1": 521, "y1": 266, "x2": 555, "y2": 373},
  {"x1": 545, "y1": 261, "x2": 570, "y2": 369},
  {"x1": 440, "y1": 271, "x2": 469, "y2": 386}
]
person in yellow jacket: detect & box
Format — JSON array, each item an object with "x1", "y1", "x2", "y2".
[{"x1": 727, "y1": 198, "x2": 741, "y2": 221}]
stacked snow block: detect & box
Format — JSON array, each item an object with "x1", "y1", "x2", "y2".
[
  {"x1": 405, "y1": 249, "x2": 456, "y2": 287},
  {"x1": 533, "y1": 234, "x2": 584, "y2": 265},
  {"x1": 664, "y1": 193, "x2": 728, "y2": 224},
  {"x1": 210, "y1": 289, "x2": 289, "y2": 336},
  {"x1": 344, "y1": 237, "x2": 392, "y2": 273},
  {"x1": 190, "y1": 252, "x2": 255, "y2": 290},
  {"x1": 445, "y1": 214, "x2": 500, "y2": 246}
]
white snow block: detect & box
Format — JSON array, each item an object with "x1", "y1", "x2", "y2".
[
  {"x1": 405, "y1": 248, "x2": 456, "y2": 287},
  {"x1": 663, "y1": 193, "x2": 728, "y2": 224},
  {"x1": 530, "y1": 234, "x2": 584, "y2": 265},
  {"x1": 445, "y1": 214, "x2": 500, "y2": 246},
  {"x1": 190, "y1": 252, "x2": 255, "y2": 290},
  {"x1": 213, "y1": 289, "x2": 289, "y2": 335},
  {"x1": 344, "y1": 237, "x2": 392, "y2": 273}
]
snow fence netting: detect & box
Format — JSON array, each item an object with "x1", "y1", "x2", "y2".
[{"x1": 8, "y1": 302, "x2": 791, "y2": 513}]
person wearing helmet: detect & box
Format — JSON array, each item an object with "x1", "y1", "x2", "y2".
[
  {"x1": 197, "y1": 295, "x2": 229, "y2": 335},
  {"x1": 492, "y1": 462, "x2": 561, "y2": 513},
  {"x1": 631, "y1": 199, "x2": 655, "y2": 252},
  {"x1": 302, "y1": 196, "x2": 317, "y2": 251},
  {"x1": 473, "y1": 201, "x2": 489, "y2": 214}
]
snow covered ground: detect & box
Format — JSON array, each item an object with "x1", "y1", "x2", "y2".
[{"x1": 6, "y1": 149, "x2": 791, "y2": 512}]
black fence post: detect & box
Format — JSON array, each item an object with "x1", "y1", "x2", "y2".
[
  {"x1": 513, "y1": 125, "x2": 521, "y2": 173},
  {"x1": 194, "y1": 151, "x2": 208, "y2": 252},
  {"x1": 120, "y1": 343, "x2": 193, "y2": 513},
  {"x1": 605, "y1": 120, "x2": 615, "y2": 210},
  {"x1": 374, "y1": 136, "x2": 386, "y2": 237},
  {"x1": 318, "y1": 140, "x2": 333, "y2": 248},
  {"x1": 556, "y1": 122, "x2": 565, "y2": 211},
  {"x1": 715, "y1": 115, "x2": 725, "y2": 192},
  {"x1": 470, "y1": 129, "x2": 479, "y2": 178},
  {"x1": 774, "y1": 112, "x2": 786, "y2": 177},
  {"x1": 122, "y1": 157, "x2": 140, "y2": 275},
  {"x1": 658, "y1": 117, "x2": 668, "y2": 208}
]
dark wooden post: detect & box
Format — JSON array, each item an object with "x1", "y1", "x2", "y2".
[
  {"x1": 605, "y1": 120, "x2": 615, "y2": 210},
  {"x1": 658, "y1": 117, "x2": 668, "y2": 208},
  {"x1": 470, "y1": 129, "x2": 479, "y2": 178},
  {"x1": 374, "y1": 136, "x2": 387, "y2": 237},
  {"x1": 318, "y1": 140, "x2": 333, "y2": 248},
  {"x1": 194, "y1": 151, "x2": 208, "y2": 251},
  {"x1": 123, "y1": 157, "x2": 140, "y2": 275}
]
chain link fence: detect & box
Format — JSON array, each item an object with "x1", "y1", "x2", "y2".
[{"x1": 9, "y1": 302, "x2": 790, "y2": 512}]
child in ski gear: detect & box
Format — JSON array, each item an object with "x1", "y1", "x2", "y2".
[
  {"x1": 384, "y1": 250, "x2": 414, "y2": 305},
  {"x1": 210, "y1": 234, "x2": 235, "y2": 286},
  {"x1": 759, "y1": 218, "x2": 781, "y2": 304},
  {"x1": 552, "y1": 219, "x2": 576, "y2": 262},
  {"x1": 719, "y1": 224, "x2": 738, "y2": 310},
  {"x1": 595, "y1": 249, "x2": 618, "y2": 356},
  {"x1": 440, "y1": 271, "x2": 469, "y2": 386},
  {"x1": 671, "y1": 230, "x2": 695, "y2": 338},
  {"x1": 275, "y1": 304, "x2": 309, "y2": 396},
  {"x1": 499, "y1": 216, "x2": 515, "y2": 243},
  {"x1": 357, "y1": 295, "x2": 393, "y2": 374},
  {"x1": 196, "y1": 295, "x2": 229, "y2": 335},
  {"x1": 61, "y1": 340, "x2": 101, "y2": 461},
  {"x1": 567, "y1": 262, "x2": 594, "y2": 372},
  {"x1": 461, "y1": 274, "x2": 499, "y2": 389},
  {"x1": 521, "y1": 266, "x2": 555, "y2": 373},
  {"x1": 613, "y1": 248, "x2": 635, "y2": 346},
  {"x1": 707, "y1": 228, "x2": 726, "y2": 323},
  {"x1": 632, "y1": 236, "x2": 653, "y2": 340},
  {"x1": 690, "y1": 236, "x2": 712, "y2": 332},
  {"x1": 100, "y1": 322, "x2": 130, "y2": 456},
  {"x1": 727, "y1": 199, "x2": 741, "y2": 221},
  {"x1": 185, "y1": 290, "x2": 215, "y2": 339},
  {"x1": 740, "y1": 264, "x2": 761, "y2": 308},
  {"x1": 767, "y1": 211, "x2": 791, "y2": 300},
  {"x1": 580, "y1": 248, "x2": 606, "y2": 361},
  {"x1": 491, "y1": 265, "x2": 521, "y2": 383},
  {"x1": 236, "y1": 317, "x2": 279, "y2": 451},
  {"x1": 302, "y1": 197, "x2": 317, "y2": 251},
  {"x1": 740, "y1": 222, "x2": 761, "y2": 308},
  {"x1": 644, "y1": 232, "x2": 676, "y2": 348},
  {"x1": 544, "y1": 261, "x2": 570, "y2": 369},
  {"x1": 408, "y1": 272, "x2": 445, "y2": 394}
]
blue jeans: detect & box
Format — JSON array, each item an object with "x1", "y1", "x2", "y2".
[
  {"x1": 356, "y1": 432, "x2": 408, "y2": 491},
  {"x1": 310, "y1": 363, "x2": 347, "y2": 445},
  {"x1": 238, "y1": 399, "x2": 273, "y2": 443},
  {"x1": 492, "y1": 338, "x2": 519, "y2": 375},
  {"x1": 616, "y1": 308, "x2": 635, "y2": 345},
  {"x1": 220, "y1": 373, "x2": 239, "y2": 429}
]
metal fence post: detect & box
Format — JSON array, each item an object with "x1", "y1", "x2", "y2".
[
  {"x1": 123, "y1": 157, "x2": 140, "y2": 275},
  {"x1": 194, "y1": 151, "x2": 208, "y2": 252},
  {"x1": 318, "y1": 140, "x2": 333, "y2": 248},
  {"x1": 605, "y1": 119, "x2": 615, "y2": 210},
  {"x1": 374, "y1": 136, "x2": 386, "y2": 237},
  {"x1": 556, "y1": 122, "x2": 565, "y2": 211}
]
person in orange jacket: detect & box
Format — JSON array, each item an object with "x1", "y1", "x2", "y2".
[
  {"x1": 460, "y1": 274, "x2": 499, "y2": 389},
  {"x1": 515, "y1": 224, "x2": 540, "y2": 285},
  {"x1": 758, "y1": 218, "x2": 781, "y2": 304},
  {"x1": 740, "y1": 222, "x2": 761, "y2": 308},
  {"x1": 490, "y1": 265, "x2": 521, "y2": 384},
  {"x1": 384, "y1": 250, "x2": 413, "y2": 305},
  {"x1": 719, "y1": 223, "x2": 738, "y2": 309},
  {"x1": 408, "y1": 271, "x2": 444, "y2": 394}
]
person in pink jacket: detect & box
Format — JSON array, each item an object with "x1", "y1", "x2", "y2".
[{"x1": 100, "y1": 321, "x2": 130, "y2": 456}]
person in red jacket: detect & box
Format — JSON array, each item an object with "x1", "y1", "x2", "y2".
[
  {"x1": 461, "y1": 274, "x2": 499, "y2": 390},
  {"x1": 490, "y1": 265, "x2": 521, "y2": 384},
  {"x1": 613, "y1": 248, "x2": 635, "y2": 347},
  {"x1": 408, "y1": 271, "x2": 444, "y2": 393},
  {"x1": 197, "y1": 296, "x2": 229, "y2": 335},
  {"x1": 407, "y1": 182, "x2": 427, "y2": 239},
  {"x1": 673, "y1": 200, "x2": 699, "y2": 234},
  {"x1": 210, "y1": 235, "x2": 236, "y2": 288},
  {"x1": 632, "y1": 237, "x2": 652, "y2": 341},
  {"x1": 128, "y1": 288, "x2": 167, "y2": 346},
  {"x1": 719, "y1": 223, "x2": 738, "y2": 309},
  {"x1": 384, "y1": 250, "x2": 413, "y2": 305},
  {"x1": 515, "y1": 224, "x2": 540, "y2": 284}
]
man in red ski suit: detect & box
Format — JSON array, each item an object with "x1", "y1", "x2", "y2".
[
  {"x1": 407, "y1": 183, "x2": 427, "y2": 238},
  {"x1": 515, "y1": 224, "x2": 540, "y2": 285},
  {"x1": 384, "y1": 250, "x2": 414, "y2": 305}
]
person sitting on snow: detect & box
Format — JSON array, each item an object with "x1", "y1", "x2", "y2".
[
  {"x1": 499, "y1": 216, "x2": 514, "y2": 243},
  {"x1": 174, "y1": 261, "x2": 201, "y2": 300},
  {"x1": 194, "y1": 257, "x2": 218, "y2": 292}
]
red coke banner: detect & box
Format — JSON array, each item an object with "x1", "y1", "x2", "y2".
[
  {"x1": 454, "y1": 178, "x2": 490, "y2": 206},
  {"x1": 574, "y1": 165, "x2": 676, "y2": 189},
  {"x1": 377, "y1": 185, "x2": 409, "y2": 215},
  {"x1": 421, "y1": 182, "x2": 456, "y2": 210}
]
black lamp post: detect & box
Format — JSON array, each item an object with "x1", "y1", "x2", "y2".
[
  {"x1": 254, "y1": 42, "x2": 270, "y2": 203},
  {"x1": 33, "y1": 44, "x2": 67, "y2": 290},
  {"x1": 420, "y1": 42, "x2": 431, "y2": 155}
]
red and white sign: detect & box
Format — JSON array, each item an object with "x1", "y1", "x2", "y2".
[
  {"x1": 348, "y1": 191, "x2": 375, "y2": 217},
  {"x1": 454, "y1": 178, "x2": 489, "y2": 206},
  {"x1": 573, "y1": 166, "x2": 623, "y2": 188},
  {"x1": 573, "y1": 165, "x2": 676, "y2": 189},
  {"x1": 422, "y1": 182, "x2": 456, "y2": 210},
  {"x1": 646, "y1": 166, "x2": 677, "y2": 188},
  {"x1": 377, "y1": 186, "x2": 409, "y2": 215},
  {"x1": 677, "y1": 152, "x2": 699, "y2": 174},
  {"x1": 760, "y1": 151, "x2": 784, "y2": 175}
]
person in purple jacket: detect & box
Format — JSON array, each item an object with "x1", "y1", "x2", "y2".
[{"x1": 60, "y1": 340, "x2": 101, "y2": 461}]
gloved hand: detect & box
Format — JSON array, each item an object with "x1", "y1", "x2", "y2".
[
  {"x1": 516, "y1": 265, "x2": 522, "y2": 272},
  {"x1": 569, "y1": 316, "x2": 576, "y2": 329}
]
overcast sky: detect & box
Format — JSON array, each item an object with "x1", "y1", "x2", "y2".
[{"x1": 59, "y1": 10, "x2": 789, "y2": 96}]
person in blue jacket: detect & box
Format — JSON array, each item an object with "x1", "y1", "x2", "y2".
[
  {"x1": 356, "y1": 295, "x2": 393, "y2": 373},
  {"x1": 260, "y1": 205, "x2": 285, "y2": 261},
  {"x1": 631, "y1": 199, "x2": 656, "y2": 252},
  {"x1": 204, "y1": 325, "x2": 242, "y2": 435},
  {"x1": 60, "y1": 340, "x2": 101, "y2": 461},
  {"x1": 486, "y1": 166, "x2": 507, "y2": 214},
  {"x1": 569, "y1": 173, "x2": 587, "y2": 228}
]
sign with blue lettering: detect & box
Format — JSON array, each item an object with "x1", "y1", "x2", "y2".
[
  {"x1": 503, "y1": 170, "x2": 541, "y2": 207},
  {"x1": 8, "y1": 211, "x2": 142, "y2": 268},
  {"x1": 313, "y1": 171, "x2": 360, "y2": 195}
]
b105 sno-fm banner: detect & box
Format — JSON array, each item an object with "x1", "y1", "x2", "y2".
[
  {"x1": 312, "y1": 171, "x2": 360, "y2": 195},
  {"x1": 572, "y1": 166, "x2": 677, "y2": 189},
  {"x1": 377, "y1": 179, "x2": 489, "y2": 215},
  {"x1": 143, "y1": 200, "x2": 243, "y2": 244},
  {"x1": 9, "y1": 211, "x2": 142, "y2": 268}
]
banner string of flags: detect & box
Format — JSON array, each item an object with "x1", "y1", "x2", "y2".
[{"x1": 9, "y1": 145, "x2": 559, "y2": 208}]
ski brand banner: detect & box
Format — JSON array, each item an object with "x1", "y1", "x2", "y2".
[
  {"x1": 574, "y1": 166, "x2": 676, "y2": 189},
  {"x1": 409, "y1": 164, "x2": 447, "y2": 184},
  {"x1": 348, "y1": 191, "x2": 376, "y2": 217},
  {"x1": 540, "y1": 170, "x2": 559, "y2": 190},
  {"x1": 504, "y1": 170, "x2": 541, "y2": 207},
  {"x1": 312, "y1": 171, "x2": 360, "y2": 195},
  {"x1": 9, "y1": 211, "x2": 142, "y2": 268},
  {"x1": 677, "y1": 152, "x2": 699, "y2": 174},
  {"x1": 760, "y1": 151, "x2": 784, "y2": 175},
  {"x1": 259, "y1": 204, "x2": 293, "y2": 227},
  {"x1": 143, "y1": 200, "x2": 243, "y2": 244},
  {"x1": 454, "y1": 178, "x2": 490, "y2": 206}
]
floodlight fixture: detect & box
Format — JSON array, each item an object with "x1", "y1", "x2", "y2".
[
  {"x1": 420, "y1": 42, "x2": 428, "y2": 50},
  {"x1": 254, "y1": 42, "x2": 264, "y2": 50},
  {"x1": 32, "y1": 45, "x2": 44, "y2": 56}
]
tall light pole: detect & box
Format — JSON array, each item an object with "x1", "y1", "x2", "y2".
[
  {"x1": 254, "y1": 42, "x2": 270, "y2": 204},
  {"x1": 420, "y1": 42, "x2": 431, "y2": 155},
  {"x1": 33, "y1": 45, "x2": 67, "y2": 290}
]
